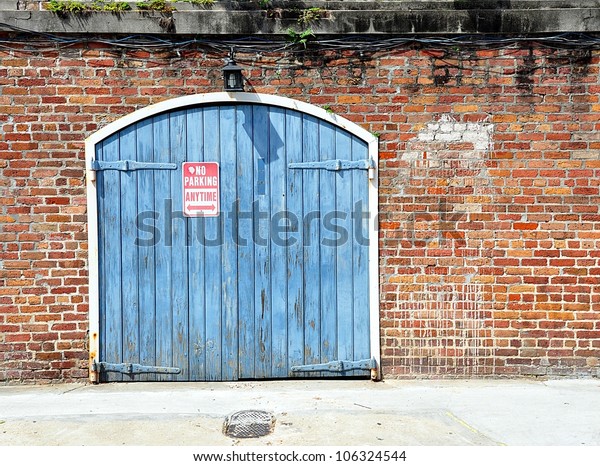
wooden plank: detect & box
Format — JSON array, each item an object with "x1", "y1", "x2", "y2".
[
  {"x1": 286, "y1": 110, "x2": 305, "y2": 372},
  {"x1": 186, "y1": 107, "x2": 206, "y2": 381},
  {"x1": 236, "y1": 105, "x2": 255, "y2": 379},
  {"x1": 96, "y1": 142, "x2": 108, "y2": 382},
  {"x1": 100, "y1": 134, "x2": 123, "y2": 382},
  {"x1": 318, "y1": 121, "x2": 338, "y2": 369},
  {"x1": 301, "y1": 115, "x2": 322, "y2": 369},
  {"x1": 135, "y1": 119, "x2": 156, "y2": 382},
  {"x1": 119, "y1": 125, "x2": 140, "y2": 381},
  {"x1": 334, "y1": 129, "x2": 355, "y2": 364},
  {"x1": 253, "y1": 105, "x2": 271, "y2": 378},
  {"x1": 153, "y1": 113, "x2": 173, "y2": 381},
  {"x1": 219, "y1": 105, "x2": 239, "y2": 381},
  {"x1": 169, "y1": 110, "x2": 189, "y2": 380},
  {"x1": 203, "y1": 106, "x2": 223, "y2": 381},
  {"x1": 269, "y1": 107, "x2": 288, "y2": 378},
  {"x1": 351, "y1": 137, "x2": 371, "y2": 364}
]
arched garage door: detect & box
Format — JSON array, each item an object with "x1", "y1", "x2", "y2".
[{"x1": 86, "y1": 93, "x2": 379, "y2": 382}]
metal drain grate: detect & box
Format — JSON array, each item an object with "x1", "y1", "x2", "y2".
[{"x1": 223, "y1": 410, "x2": 275, "y2": 438}]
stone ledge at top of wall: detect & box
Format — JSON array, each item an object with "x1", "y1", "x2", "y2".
[
  {"x1": 1, "y1": 1, "x2": 600, "y2": 35},
  {"x1": 6, "y1": 1, "x2": 600, "y2": 11}
]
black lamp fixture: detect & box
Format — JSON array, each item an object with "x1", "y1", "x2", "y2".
[{"x1": 222, "y1": 48, "x2": 244, "y2": 92}]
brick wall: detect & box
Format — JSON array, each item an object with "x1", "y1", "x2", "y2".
[{"x1": 0, "y1": 38, "x2": 599, "y2": 382}]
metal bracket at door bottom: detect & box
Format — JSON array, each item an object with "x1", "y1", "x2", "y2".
[
  {"x1": 92, "y1": 361, "x2": 181, "y2": 375},
  {"x1": 291, "y1": 357, "x2": 377, "y2": 373}
]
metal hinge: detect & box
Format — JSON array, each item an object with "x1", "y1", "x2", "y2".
[
  {"x1": 91, "y1": 160, "x2": 177, "y2": 172},
  {"x1": 288, "y1": 158, "x2": 375, "y2": 172},
  {"x1": 92, "y1": 361, "x2": 181, "y2": 375},
  {"x1": 290, "y1": 357, "x2": 377, "y2": 373}
]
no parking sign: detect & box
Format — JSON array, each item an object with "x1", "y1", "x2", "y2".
[{"x1": 182, "y1": 162, "x2": 220, "y2": 217}]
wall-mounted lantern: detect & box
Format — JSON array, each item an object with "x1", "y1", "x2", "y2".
[{"x1": 222, "y1": 50, "x2": 244, "y2": 92}]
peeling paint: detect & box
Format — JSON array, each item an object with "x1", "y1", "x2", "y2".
[{"x1": 399, "y1": 284, "x2": 491, "y2": 376}]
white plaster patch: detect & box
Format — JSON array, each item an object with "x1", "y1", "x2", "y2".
[
  {"x1": 399, "y1": 114, "x2": 494, "y2": 200},
  {"x1": 410, "y1": 114, "x2": 494, "y2": 154}
]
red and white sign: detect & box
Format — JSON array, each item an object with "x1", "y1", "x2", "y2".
[{"x1": 182, "y1": 162, "x2": 220, "y2": 217}]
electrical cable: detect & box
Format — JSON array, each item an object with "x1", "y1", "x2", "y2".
[{"x1": 0, "y1": 22, "x2": 599, "y2": 72}]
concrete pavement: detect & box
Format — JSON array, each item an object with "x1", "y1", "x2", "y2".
[{"x1": 0, "y1": 378, "x2": 599, "y2": 446}]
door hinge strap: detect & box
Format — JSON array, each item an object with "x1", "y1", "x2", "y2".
[
  {"x1": 291, "y1": 357, "x2": 376, "y2": 373},
  {"x1": 91, "y1": 160, "x2": 177, "y2": 171},
  {"x1": 288, "y1": 158, "x2": 375, "y2": 171},
  {"x1": 92, "y1": 361, "x2": 181, "y2": 375}
]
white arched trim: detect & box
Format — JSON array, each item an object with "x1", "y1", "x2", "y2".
[
  {"x1": 85, "y1": 92, "x2": 377, "y2": 148},
  {"x1": 85, "y1": 92, "x2": 380, "y2": 381}
]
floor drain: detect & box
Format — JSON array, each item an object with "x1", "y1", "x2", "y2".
[{"x1": 224, "y1": 410, "x2": 275, "y2": 438}]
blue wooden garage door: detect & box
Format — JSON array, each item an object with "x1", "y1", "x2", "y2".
[{"x1": 95, "y1": 104, "x2": 372, "y2": 381}]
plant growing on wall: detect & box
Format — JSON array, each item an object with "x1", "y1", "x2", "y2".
[
  {"x1": 136, "y1": 0, "x2": 175, "y2": 12},
  {"x1": 46, "y1": 0, "x2": 87, "y2": 14},
  {"x1": 103, "y1": 1, "x2": 131, "y2": 11},
  {"x1": 47, "y1": 0, "x2": 132, "y2": 13},
  {"x1": 44, "y1": 0, "x2": 324, "y2": 36},
  {"x1": 179, "y1": 0, "x2": 214, "y2": 5},
  {"x1": 286, "y1": 27, "x2": 314, "y2": 48},
  {"x1": 285, "y1": 7, "x2": 324, "y2": 49},
  {"x1": 45, "y1": 0, "x2": 213, "y2": 14},
  {"x1": 297, "y1": 7, "x2": 322, "y2": 25}
]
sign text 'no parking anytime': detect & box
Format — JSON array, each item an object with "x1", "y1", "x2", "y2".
[{"x1": 182, "y1": 162, "x2": 220, "y2": 217}]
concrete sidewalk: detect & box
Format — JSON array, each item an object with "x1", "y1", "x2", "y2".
[{"x1": 0, "y1": 379, "x2": 598, "y2": 446}]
